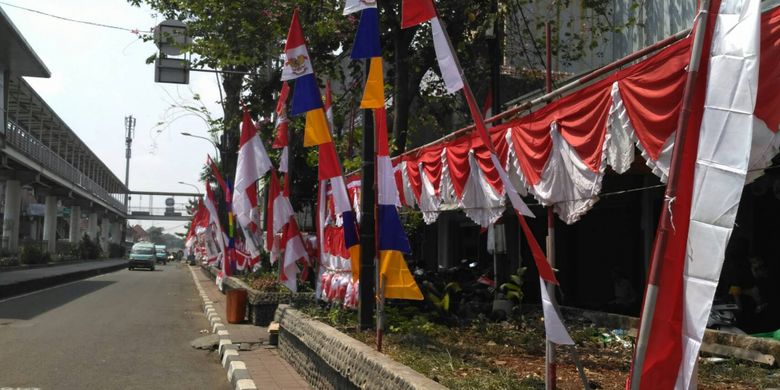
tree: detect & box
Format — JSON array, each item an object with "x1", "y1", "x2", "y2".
[
  {"x1": 129, "y1": 0, "x2": 636, "y2": 207},
  {"x1": 146, "y1": 226, "x2": 164, "y2": 244}
]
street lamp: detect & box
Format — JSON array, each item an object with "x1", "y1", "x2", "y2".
[
  {"x1": 177, "y1": 181, "x2": 201, "y2": 196},
  {"x1": 181, "y1": 132, "x2": 220, "y2": 158}
]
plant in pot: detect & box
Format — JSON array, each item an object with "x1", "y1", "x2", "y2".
[
  {"x1": 494, "y1": 266, "x2": 527, "y2": 320},
  {"x1": 246, "y1": 273, "x2": 287, "y2": 326}
]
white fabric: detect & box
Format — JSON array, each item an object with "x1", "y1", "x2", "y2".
[
  {"x1": 491, "y1": 153, "x2": 533, "y2": 218},
  {"x1": 282, "y1": 233, "x2": 307, "y2": 293},
  {"x1": 677, "y1": 1, "x2": 759, "y2": 388},
  {"x1": 459, "y1": 152, "x2": 503, "y2": 228},
  {"x1": 504, "y1": 130, "x2": 530, "y2": 197},
  {"x1": 233, "y1": 135, "x2": 272, "y2": 229},
  {"x1": 607, "y1": 82, "x2": 637, "y2": 174},
  {"x1": 203, "y1": 192, "x2": 226, "y2": 256},
  {"x1": 343, "y1": 0, "x2": 376, "y2": 15},
  {"x1": 430, "y1": 17, "x2": 464, "y2": 94},
  {"x1": 279, "y1": 146, "x2": 289, "y2": 173},
  {"x1": 281, "y1": 44, "x2": 313, "y2": 81},
  {"x1": 439, "y1": 148, "x2": 458, "y2": 205},
  {"x1": 399, "y1": 161, "x2": 417, "y2": 208},
  {"x1": 531, "y1": 123, "x2": 602, "y2": 224},
  {"x1": 272, "y1": 192, "x2": 295, "y2": 235},
  {"x1": 347, "y1": 178, "x2": 362, "y2": 218},
  {"x1": 418, "y1": 163, "x2": 442, "y2": 224},
  {"x1": 539, "y1": 278, "x2": 575, "y2": 345},
  {"x1": 331, "y1": 176, "x2": 353, "y2": 216},
  {"x1": 378, "y1": 156, "x2": 401, "y2": 206}
]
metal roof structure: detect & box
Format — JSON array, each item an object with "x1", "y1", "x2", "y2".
[{"x1": 0, "y1": 6, "x2": 49, "y2": 77}]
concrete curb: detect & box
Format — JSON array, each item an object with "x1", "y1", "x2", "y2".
[
  {"x1": 0, "y1": 261, "x2": 127, "y2": 299},
  {"x1": 188, "y1": 266, "x2": 258, "y2": 390}
]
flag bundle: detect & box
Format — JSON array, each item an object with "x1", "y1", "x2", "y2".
[
  {"x1": 204, "y1": 182, "x2": 229, "y2": 288},
  {"x1": 401, "y1": 0, "x2": 572, "y2": 341},
  {"x1": 184, "y1": 198, "x2": 209, "y2": 258},
  {"x1": 632, "y1": 0, "x2": 760, "y2": 388},
  {"x1": 282, "y1": 8, "x2": 356, "y2": 293},
  {"x1": 233, "y1": 108, "x2": 273, "y2": 266},
  {"x1": 345, "y1": 2, "x2": 422, "y2": 299}
]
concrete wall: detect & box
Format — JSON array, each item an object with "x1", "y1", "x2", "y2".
[
  {"x1": 505, "y1": 0, "x2": 696, "y2": 75},
  {"x1": 274, "y1": 306, "x2": 447, "y2": 390}
]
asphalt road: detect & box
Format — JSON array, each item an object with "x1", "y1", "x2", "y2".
[{"x1": 0, "y1": 262, "x2": 230, "y2": 390}]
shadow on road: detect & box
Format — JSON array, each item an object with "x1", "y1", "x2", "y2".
[{"x1": 0, "y1": 280, "x2": 114, "y2": 320}]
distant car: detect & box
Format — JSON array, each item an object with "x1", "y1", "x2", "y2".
[
  {"x1": 128, "y1": 243, "x2": 156, "y2": 271},
  {"x1": 154, "y1": 245, "x2": 167, "y2": 265}
]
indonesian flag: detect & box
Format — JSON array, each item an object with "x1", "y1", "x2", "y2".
[
  {"x1": 267, "y1": 170, "x2": 308, "y2": 292},
  {"x1": 273, "y1": 82, "x2": 291, "y2": 173},
  {"x1": 204, "y1": 183, "x2": 228, "y2": 288},
  {"x1": 233, "y1": 109, "x2": 272, "y2": 258},
  {"x1": 482, "y1": 86, "x2": 493, "y2": 118},
  {"x1": 184, "y1": 199, "x2": 209, "y2": 257},
  {"x1": 401, "y1": 0, "x2": 463, "y2": 94},
  {"x1": 634, "y1": 0, "x2": 760, "y2": 388},
  {"x1": 207, "y1": 155, "x2": 230, "y2": 201},
  {"x1": 324, "y1": 80, "x2": 335, "y2": 132}
]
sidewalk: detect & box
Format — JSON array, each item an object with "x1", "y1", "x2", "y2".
[
  {"x1": 0, "y1": 259, "x2": 126, "y2": 299},
  {"x1": 193, "y1": 267, "x2": 310, "y2": 390}
]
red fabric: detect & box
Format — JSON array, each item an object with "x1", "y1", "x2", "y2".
[
  {"x1": 471, "y1": 138, "x2": 504, "y2": 194},
  {"x1": 401, "y1": 0, "x2": 436, "y2": 29},
  {"x1": 394, "y1": 165, "x2": 408, "y2": 206},
  {"x1": 325, "y1": 80, "x2": 333, "y2": 111},
  {"x1": 376, "y1": 108, "x2": 390, "y2": 156},
  {"x1": 284, "y1": 9, "x2": 306, "y2": 50},
  {"x1": 444, "y1": 137, "x2": 471, "y2": 198},
  {"x1": 318, "y1": 142, "x2": 342, "y2": 180},
  {"x1": 276, "y1": 81, "x2": 290, "y2": 115},
  {"x1": 420, "y1": 144, "x2": 443, "y2": 196},
  {"x1": 266, "y1": 171, "x2": 281, "y2": 251},
  {"x1": 516, "y1": 211, "x2": 558, "y2": 285},
  {"x1": 207, "y1": 155, "x2": 230, "y2": 201},
  {"x1": 506, "y1": 118, "x2": 553, "y2": 186},
  {"x1": 755, "y1": 7, "x2": 780, "y2": 133},
  {"x1": 239, "y1": 109, "x2": 257, "y2": 147},
  {"x1": 635, "y1": 1, "x2": 719, "y2": 387},
  {"x1": 324, "y1": 225, "x2": 350, "y2": 259},
  {"x1": 618, "y1": 40, "x2": 691, "y2": 160},
  {"x1": 554, "y1": 77, "x2": 615, "y2": 172},
  {"x1": 404, "y1": 154, "x2": 423, "y2": 203}
]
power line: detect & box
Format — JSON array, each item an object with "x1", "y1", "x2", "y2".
[{"x1": 0, "y1": 1, "x2": 150, "y2": 34}]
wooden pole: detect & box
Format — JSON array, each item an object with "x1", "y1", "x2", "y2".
[{"x1": 630, "y1": 1, "x2": 715, "y2": 388}]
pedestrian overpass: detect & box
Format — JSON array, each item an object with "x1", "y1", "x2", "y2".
[{"x1": 0, "y1": 8, "x2": 197, "y2": 255}]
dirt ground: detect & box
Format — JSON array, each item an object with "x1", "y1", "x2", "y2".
[{"x1": 302, "y1": 305, "x2": 780, "y2": 389}]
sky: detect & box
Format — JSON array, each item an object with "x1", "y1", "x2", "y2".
[{"x1": 2, "y1": 0, "x2": 225, "y2": 234}]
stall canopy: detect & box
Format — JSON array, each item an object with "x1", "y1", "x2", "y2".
[{"x1": 328, "y1": 6, "x2": 780, "y2": 227}]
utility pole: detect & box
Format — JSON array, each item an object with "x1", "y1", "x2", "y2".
[{"x1": 124, "y1": 115, "x2": 136, "y2": 211}]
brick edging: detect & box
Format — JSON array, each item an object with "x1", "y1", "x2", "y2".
[{"x1": 187, "y1": 266, "x2": 258, "y2": 390}]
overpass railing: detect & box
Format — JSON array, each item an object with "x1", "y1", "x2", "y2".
[{"x1": 4, "y1": 120, "x2": 127, "y2": 214}]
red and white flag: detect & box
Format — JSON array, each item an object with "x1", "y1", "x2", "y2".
[
  {"x1": 233, "y1": 109, "x2": 272, "y2": 258},
  {"x1": 325, "y1": 80, "x2": 335, "y2": 131},
  {"x1": 634, "y1": 0, "x2": 760, "y2": 388},
  {"x1": 204, "y1": 183, "x2": 228, "y2": 288},
  {"x1": 273, "y1": 82, "x2": 291, "y2": 173},
  {"x1": 266, "y1": 170, "x2": 308, "y2": 292}
]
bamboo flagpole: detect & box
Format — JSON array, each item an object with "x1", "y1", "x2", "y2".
[{"x1": 629, "y1": 1, "x2": 716, "y2": 388}]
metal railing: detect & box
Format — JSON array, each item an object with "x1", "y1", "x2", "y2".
[{"x1": 4, "y1": 120, "x2": 127, "y2": 214}]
